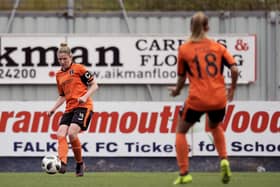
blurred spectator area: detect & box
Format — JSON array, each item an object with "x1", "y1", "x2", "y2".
[{"x1": 0, "y1": 0, "x2": 279, "y2": 12}]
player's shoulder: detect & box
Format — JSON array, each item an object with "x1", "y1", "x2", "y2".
[
  {"x1": 71, "y1": 63, "x2": 87, "y2": 71},
  {"x1": 204, "y1": 38, "x2": 226, "y2": 55},
  {"x1": 207, "y1": 38, "x2": 225, "y2": 49},
  {"x1": 55, "y1": 69, "x2": 63, "y2": 77},
  {"x1": 181, "y1": 39, "x2": 192, "y2": 46},
  {"x1": 72, "y1": 63, "x2": 83, "y2": 68},
  {"x1": 178, "y1": 40, "x2": 192, "y2": 51}
]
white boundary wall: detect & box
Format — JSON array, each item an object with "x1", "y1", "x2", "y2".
[{"x1": 0, "y1": 101, "x2": 279, "y2": 157}]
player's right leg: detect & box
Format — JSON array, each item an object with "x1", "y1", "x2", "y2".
[
  {"x1": 56, "y1": 111, "x2": 73, "y2": 174},
  {"x1": 210, "y1": 126, "x2": 232, "y2": 183},
  {"x1": 208, "y1": 108, "x2": 227, "y2": 158},
  {"x1": 208, "y1": 108, "x2": 231, "y2": 183}
]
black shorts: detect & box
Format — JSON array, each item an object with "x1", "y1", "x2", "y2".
[
  {"x1": 60, "y1": 107, "x2": 93, "y2": 131},
  {"x1": 180, "y1": 106, "x2": 225, "y2": 124}
]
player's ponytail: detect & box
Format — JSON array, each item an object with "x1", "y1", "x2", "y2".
[
  {"x1": 189, "y1": 12, "x2": 209, "y2": 42},
  {"x1": 57, "y1": 42, "x2": 72, "y2": 56}
]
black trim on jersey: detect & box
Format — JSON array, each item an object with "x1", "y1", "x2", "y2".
[
  {"x1": 80, "y1": 71, "x2": 94, "y2": 86},
  {"x1": 59, "y1": 90, "x2": 65, "y2": 96},
  {"x1": 222, "y1": 56, "x2": 231, "y2": 68},
  {"x1": 183, "y1": 59, "x2": 193, "y2": 76},
  {"x1": 221, "y1": 56, "x2": 237, "y2": 74}
]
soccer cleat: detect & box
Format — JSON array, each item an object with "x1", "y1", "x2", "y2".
[
  {"x1": 58, "y1": 162, "x2": 67, "y2": 174},
  {"x1": 220, "y1": 159, "x2": 232, "y2": 184},
  {"x1": 173, "y1": 174, "x2": 192, "y2": 185},
  {"x1": 75, "y1": 162, "x2": 85, "y2": 177}
]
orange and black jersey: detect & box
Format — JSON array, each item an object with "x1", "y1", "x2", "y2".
[
  {"x1": 56, "y1": 63, "x2": 94, "y2": 112},
  {"x1": 177, "y1": 38, "x2": 236, "y2": 111}
]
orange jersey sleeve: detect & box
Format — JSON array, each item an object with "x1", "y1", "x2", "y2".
[
  {"x1": 56, "y1": 76, "x2": 64, "y2": 96},
  {"x1": 177, "y1": 38, "x2": 236, "y2": 111},
  {"x1": 56, "y1": 63, "x2": 94, "y2": 112},
  {"x1": 177, "y1": 47, "x2": 187, "y2": 77},
  {"x1": 221, "y1": 45, "x2": 236, "y2": 68}
]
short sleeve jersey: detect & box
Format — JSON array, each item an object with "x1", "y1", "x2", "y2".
[
  {"x1": 56, "y1": 63, "x2": 94, "y2": 112},
  {"x1": 177, "y1": 38, "x2": 236, "y2": 111}
]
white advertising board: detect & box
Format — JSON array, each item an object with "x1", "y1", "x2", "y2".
[
  {"x1": 0, "y1": 34, "x2": 256, "y2": 84},
  {"x1": 0, "y1": 101, "x2": 278, "y2": 157}
]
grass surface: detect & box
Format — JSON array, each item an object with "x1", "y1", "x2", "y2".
[{"x1": 0, "y1": 172, "x2": 279, "y2": 187}]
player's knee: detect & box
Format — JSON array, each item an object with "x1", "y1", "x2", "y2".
[
  {"x1": 56, "y1": 125, "x2": 69, "y2": 137},
  {"x1": 56, "y1": 130, "x2": 67, "y2": 138},
  {"x1": 68, "y1": 124, "x2": 81, "y2": 139},
  {"x1": 68, "y1": 130, "x2": 80, "y2": 141},
  {"x1": 176, "y1": 121, "x2": 193, "y2": 133}
]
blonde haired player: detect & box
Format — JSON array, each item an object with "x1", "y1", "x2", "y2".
[
  {"x1": 48, "y1": 43, "x2": 98, "y2": 176},
  {"x1": 168, "y1": 12, "x2": 238, "y2": 184}
]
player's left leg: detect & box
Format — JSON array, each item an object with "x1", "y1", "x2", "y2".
[
  {"x1": 68, "y1": 124, "x2": 83, "y2": 161},
  {"x1": 173, "y1": 107, "x2": 203, "y2": 184},
  {"x1": 69, "y1": 108, "x2": 93, "y2": 176},
  {"x1": 68, "y1": 123, "x2": 85, "y2": 176},
  {"x1": 174, "y1": 117, "x2": 193, "y2": 184}
]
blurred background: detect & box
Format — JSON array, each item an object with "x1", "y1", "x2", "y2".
[{"x1": 0, "y1": 0, "x2": 279, "y2": 173}]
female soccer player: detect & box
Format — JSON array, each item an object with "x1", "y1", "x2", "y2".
[
  {"x1": 48, "y1": 43, "x2": 98, "y2": 176},
  {"x1": 168, "y1": 12, "x2": 238, "y2": 184}
]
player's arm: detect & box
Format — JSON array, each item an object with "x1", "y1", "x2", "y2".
[
  {"x1": 222, "y1": 47, "x2": 238, "y2": 101},
  {"x1": 78, "y1": 70, "x2": 99, "y2": 103},
  {"x1": 168, "y1": 75, "x2": 186, "y2": 97},
  {"x1": 78, "y1": 79, "x2": 98, "y2": 103},
  {"x1": 48, "y1": 96, "x2": 66, "y2": 116},
  {"x1": 228, "y1": 65, "x2": 238, "y2": 101},
  {"x1": 48, "y1": 77, "x2": 66, "y2": 116},
  {"x1": 168, "y1": 47, "x2": 187, "y2": 97}
]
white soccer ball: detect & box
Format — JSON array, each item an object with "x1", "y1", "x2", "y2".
[
  {"x1": 41, "y1": 155, "x2": 61, "y2": 174},
  {"x1": 257, "y1": 166, "x2": 266, "y2": 172}
]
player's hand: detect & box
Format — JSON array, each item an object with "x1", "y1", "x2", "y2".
[
  {"x1": 167, "y1": 86, "x2": 180, "y2": 97},
  {"x1": 77, "y1": 96, "x2": 87, "y2": 104}
]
